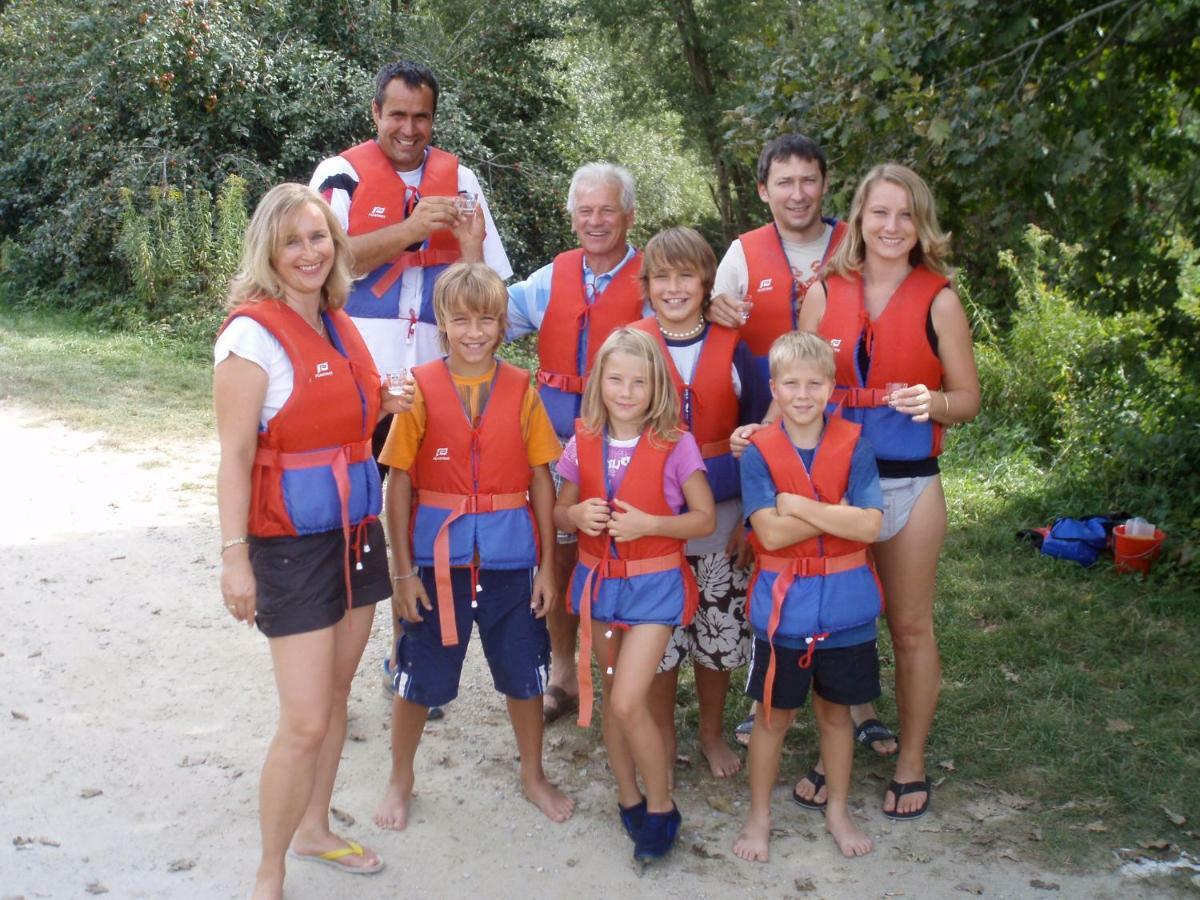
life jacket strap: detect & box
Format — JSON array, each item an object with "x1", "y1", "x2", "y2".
[
  {"x1": 757, "y1": 548, "x2": 868, "y2": 723},
  {"x1": 371, "y1": 248, "x2": 463, "y2": 299},
  {"x1": 535, "y1": 368, "x2": 586, "y2": 395},
  {"x1": 417, "y1": 489, "x2": 529, "y2": 648},
  {"x1": 831, "y1": 386, "x2": 889, "y2": 408},
  {"x1": 573, "y1": 548, "x2": 688, "y2": 728},
  {"x1": 699, "y1": 439, "x2": 731, "y2": 459}
]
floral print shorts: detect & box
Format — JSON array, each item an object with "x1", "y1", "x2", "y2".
[{"x1": 659, "y1": 552, "x2": 751, "y2": 673}]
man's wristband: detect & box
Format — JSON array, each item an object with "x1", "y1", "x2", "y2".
[
  {"x1": 391, "y1": 567, "x2": 419, "y2": 582},
  {"x1": 221, "y1": 536, "x2": 248, "y2": 554}
]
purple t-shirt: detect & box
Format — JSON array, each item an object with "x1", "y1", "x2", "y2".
[{"x1": 556, "y1": 431, "x2": 705, "y2": 512}]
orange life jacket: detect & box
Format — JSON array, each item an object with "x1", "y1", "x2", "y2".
[
  {"x1": 738, "y1": 219, "x2": 847, "y2": 355},
  {"x1": 572, "y1": 423, "x2": 698, "y2": 727},
  {"x1": 409, "y1": 360, "x2": 539, "y2": 646},
  {"x1": 219, "y1": 299, "x2": 382, "y2": 620},
  {"x1": 342, "y1": 141, "x2": 462, "y2": 323},
  {"x1": 818, "y1": 266, "x2": 949, "y2": 460},
  {"x1": 746, "y1": 416, "x2": 881, "y2": 720},
  {"x1": 630, "y1": 317, "x2": 741, "y2": 501}
]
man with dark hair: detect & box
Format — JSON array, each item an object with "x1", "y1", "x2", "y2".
[
  {"x1": 311, "y1": 60, "x2": 512, "y2": 709},
  {"x1": 708, "y1": 133, "x2": 846, "y2": 424}
]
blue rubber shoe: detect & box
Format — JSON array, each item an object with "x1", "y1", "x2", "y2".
[
  {"x1": 633, "y1": 804, "x2": 681, "y2": 862},
  {"x1": 618, "y1": 797, "x2": 647, "y2": 841}
]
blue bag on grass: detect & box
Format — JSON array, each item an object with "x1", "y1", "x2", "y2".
[{"x1": 1037, "y1": 516, "x2": 1112, "y2": 567}]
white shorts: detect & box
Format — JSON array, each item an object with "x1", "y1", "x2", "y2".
[{"x1": 878, "y1": 475, "x2": 938, "y2": 542}]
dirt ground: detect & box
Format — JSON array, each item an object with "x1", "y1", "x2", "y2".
[{"x1": 0, "y1": 403, "x2": 1174, "y2": 899}]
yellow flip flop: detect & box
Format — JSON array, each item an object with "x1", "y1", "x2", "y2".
[{"x1": 288, "y1": 839, "x2": 384, "y2": 875}]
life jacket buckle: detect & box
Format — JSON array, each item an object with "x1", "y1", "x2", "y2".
[{"x1": 599, "y1": 558, "x2": 628, "y2": 578}]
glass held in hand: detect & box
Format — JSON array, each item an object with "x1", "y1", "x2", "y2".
[
  {"x1": 739, "y1": 297, "x2": 754, "y2": 323},
  {"x1": 456, "y1": 191, "x2": 478, "y2": 217},
  {"x1": 387, "y1": 369, "x2": 410, "y2": 396}
]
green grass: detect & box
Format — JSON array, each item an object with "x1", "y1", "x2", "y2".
[
  {"x1": 4, "y1": 308, "x2": 1197, "y2": 869},
  {"x1": 0, "y1": 306, "x2": 214, "y2": 441}
]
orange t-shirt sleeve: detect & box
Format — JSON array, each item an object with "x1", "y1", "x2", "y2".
[
  {"x1": 522, "y1": 387, "x2": 563, "y2": 468},
  {"x1": 377, "y1": 383, "x2": 427, "y2": 471}
]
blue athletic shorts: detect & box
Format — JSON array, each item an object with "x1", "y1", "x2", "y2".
[{"x1": 391, "y1": 567, "x2": 549, "y2": 708}]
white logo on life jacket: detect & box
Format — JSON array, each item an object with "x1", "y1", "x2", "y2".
[
  {"x1": 433, "y1": 447, "x2": 450, "y2": 461},
  {"x1": 314, "y1": 361, "x2": 333, "y2": 378},
  {"x1": 829, "y1": 339, "x2": 842, "y2": 350},
  {"x1": 758, "y1": 278, "x2": 774, "y2": 291},
  {"x1": 368, "y1": 206, "x2": 387, "y2": 219}
]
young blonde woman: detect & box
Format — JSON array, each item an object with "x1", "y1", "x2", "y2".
[{"x1": 792, "y1": 163, "x2": 980, "y2": 820}]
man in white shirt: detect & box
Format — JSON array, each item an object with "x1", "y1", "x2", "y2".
[{"x1": 312, "y1": 61, "x2": 512, "y2": 711}]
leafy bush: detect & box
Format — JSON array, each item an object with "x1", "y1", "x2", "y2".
[
  {"x1": 959, "y1": 227, "x2": 1200, "y2": 574},
  {"x1": 115, "y1": 175, "x2": 248, "y2": 341}
]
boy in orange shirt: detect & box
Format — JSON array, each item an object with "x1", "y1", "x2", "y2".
[{"x1": 373, "y1": 262, "x2": 574, "y2": 829}]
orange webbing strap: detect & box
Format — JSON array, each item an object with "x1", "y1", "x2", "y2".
[
  {"x1": 254, "y1": 440, "x2": 374, "y2": 627},
  {"x1": 574, "y1": 548, "x2": 687, "y2": 728},
  {"x1": 535, "y1": 369, "x2": 586, "y2": 395},
  {"x1": 416, "y1": 489, "x2": 529, "y2": 647},
  {"x1": 371, "y1": 248, "x2": 462, "y2": 299},
  {"x1": 831, "y1": 386, "x2": 889, "y2": 408},
  {"x1": 699, "y1": 439, "x2": 731, "y2": 459},
  {"x1": 755, "y1": 549, "x2": 869, "y2": 724}
]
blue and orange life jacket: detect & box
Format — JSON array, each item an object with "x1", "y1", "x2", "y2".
[
  {"x1": 409, "y1": 359, "x2": 539, "y2": 646},
  {"x1": 631, "y1": 317, "x2": 741, "y2": 502},
  {"x1": 818, "y1": 266, "x2": 949, "y2": 462},
  {"x1": 746, "y1": 416, "x2": 882, "y2": 718},
  {"x1": 342, "y1": 141, "x2": 462, "y2": 326},
  {"x1": 738, "y1": 218, "x2": 847, "y2": 356},
  {"x1": 220, "y1": 300, "x2": 383, "y2": 617},
  {"x1": 571, "y1": 423, "x2": 698, "y2": 726},
  {"x1": 535, "y1": 249, "x2": 644, "y2": 438}
]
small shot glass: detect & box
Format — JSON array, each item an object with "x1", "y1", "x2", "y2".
[
  {"x1": 739, "y1": 298, "x2": 754, "y2": 323},
  {"x1": 387, "y1": 369, "x2": 409, "y2": 396},
  {"x1": 456, "y1": 191, "x2": 478, "y2": 217}
]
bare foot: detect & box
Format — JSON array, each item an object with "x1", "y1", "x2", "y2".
[
  {"x1": 793, "y1": 766, "x2": 827, "y2": 806},
  {"x1": 373, "y1": 773, "x2": 414, "y2": 831},
  {"x1": 826, "y1": 805, "x2": 873, "y2": 858},
  {"x1": 732, "y1": 812, "x2": 771, "y2": 862},
  {"x1": 699, "y1": 732, "x2": 742, "y2": 778},
  {"x1": 522, "y1": 771, "x2": 575, "y2": 823},
  {"x1": 250, "y1": 867, "x2": 283, "y2": 900}
]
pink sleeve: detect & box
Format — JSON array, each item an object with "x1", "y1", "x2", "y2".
[
  {"x1": 664, "y1": 433, "x2": 706, "y2": 510},
  {"x1": 555, "y1": 436, "x2": 581, "y2": 484}
]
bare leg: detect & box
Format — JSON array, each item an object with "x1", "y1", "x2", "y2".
[
  {"x1": 507, "y1": 695, "x2": 575, "y2": 821},
  {"x1": 373, "y1": 696, "x2": 429, "y2": 830},
  {"x1": 876, "y1": 476, "x2": 946, "y2": 816},
  {"x1": 604, "y1": 624, "x2": 674, "y2": 812},
  {"x1": 544, "y1": 543, "x2": 580, "y2": 712},
  {"x1": 253, "y1": 627, "x2": 336, "y2": 900},
  {"x1": 813, "y1": 695, "x2": 872, "y2": 857},
  {"x1": 291, "y1": 605, "x2": 381, "y2": 868},
  {"x1": 648, "y1": 667, "x2": 679, "y2": 789},
  {"x1": 733, "y1": 705, "x2": 797, "y2": 863},
  {"x1": 695, "y1": 664, "x2": 741, "y2": 777},
  {"x1": 594, "y1": 625, "x2": 642, "y2": 808}
]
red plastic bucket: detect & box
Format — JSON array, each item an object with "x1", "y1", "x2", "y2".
[{"x1": 1112, "y1": 524, "x2": 1166, "y2": 575}]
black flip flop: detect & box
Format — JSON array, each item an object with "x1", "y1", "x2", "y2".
[
  {"x1": 542, "y1": 685, "x2": 579, "y2": 724},
  {"x1": 854, "y1": 718, "x2": 898, "y2": 756},
  {"x1": 883, "y1": 778, "x2": 932, "y2": 820},
  {"x1": 791, "y1": 768, "x2": 827, "y2": 812}
]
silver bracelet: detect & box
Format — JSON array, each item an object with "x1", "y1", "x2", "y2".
[
  {"x1": 391, "y1": 567, "x2": 419, "y2": 582},
  {"x1": 221, "y1": 536, "x2": 248, "y2": 553}
]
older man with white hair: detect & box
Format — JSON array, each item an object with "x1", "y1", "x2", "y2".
[{"x1": 507, "y1": 162, "x2": 646, "y2": 723}]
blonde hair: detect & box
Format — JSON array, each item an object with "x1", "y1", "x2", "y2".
[
  {"x1": 226, "y1": 183, "x2": 354, "y2": 310},
  {"x1": 825, "y1": 163, "x2": 951, "y2": 278},
  {"x1": 768, "y1": 331, "x2": 836, "y2": 381},
  {"x1": 640, "y1": 226, "x2": 716, "y2": 312},
  {"x1": 580, "y1": 328, "x2": 681, "y2": 445},
  {"x1": 431, "y1": 261, "x2": 510, "y2": 354}
]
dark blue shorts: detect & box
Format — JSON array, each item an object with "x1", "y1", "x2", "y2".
[
  {"x1": 390, "y1": 567, "x2": 549, "y2": 708},
  {"x1": 745, "y1": 638, "x2": 881, "y2": 709}
]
